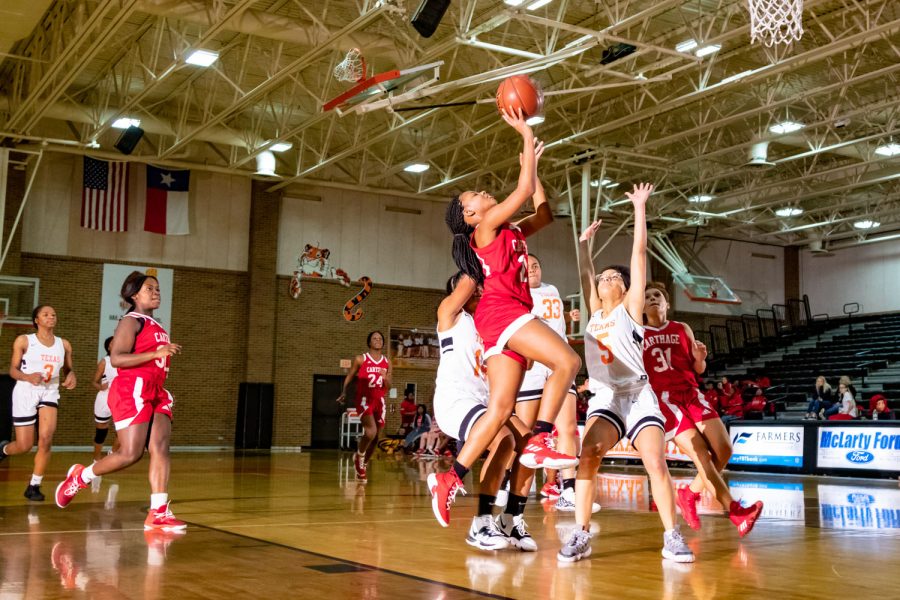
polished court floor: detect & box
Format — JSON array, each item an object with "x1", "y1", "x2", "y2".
[{"x1": 1, "y1": 450, "x2": 899, "y2": 599}]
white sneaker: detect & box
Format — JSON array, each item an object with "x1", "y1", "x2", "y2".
[
  {"x1": 558, "y1": 528, "x2": 592, "y2": 563},
  {"x1": 662, "y1": 526, "x2": 695, "y2": 563},
  {"x1": 555, "y1": 487, "x2": 601, "y2": 513},
  {"x1": 466, "y1": 515, "x2": 510, "y2": 551},
  {"x1": 497, "y1": 513, "x2": 537, "y2": 552}
]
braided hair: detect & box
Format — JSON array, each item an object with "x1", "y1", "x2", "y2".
[{"x1": 445, "y1": 195, "x2": 484, "y2": 285}]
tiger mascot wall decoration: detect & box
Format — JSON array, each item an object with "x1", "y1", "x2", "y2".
[{"x1": 289, "y1": 243, "x2": 373, "y2": 322}]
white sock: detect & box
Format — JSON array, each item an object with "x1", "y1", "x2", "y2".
[
  {"x1": 665, "y1": 528, "x2": 675, "y2": 535},
  {"x1": 80, "y1": 465, "x2": 96, "y2": 484},
  {"x1": 30, "y1": 474, "x2": 43, "y2": 486},
  {"x1": 150, "y1": 493, "x2": 168, "y2": 510}
]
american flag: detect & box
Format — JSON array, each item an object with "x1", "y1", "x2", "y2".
[{"x1": 81, "y1": 157, "x2": 129, "y2": 231}]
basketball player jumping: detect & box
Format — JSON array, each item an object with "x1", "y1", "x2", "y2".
[
  {"x1": 558, "y1": 184, "x2": 693, "y2": 564},
  {"x1": 1, "y1": 305, "x2": 76, "y2": 502},
  {"x1": 338, "y1": 331, "x2": 391, "y2": 482},
  {"x1": 430, "y1": 108, "x2": 581, "y2": 531},
  {"x1": 643, "y1": 282, "x2": 763, "y2": 536},
  {"x1": 55, "y1": 272, "x2": 186, "y2": 532}
]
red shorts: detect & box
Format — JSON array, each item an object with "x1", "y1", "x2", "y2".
[
  {"x1": 657, "y1": 388, "x2": 718, "y2": 440},
  {"x1": 355, "y1": 394, "x2": 385, "y2": 429},
  {"x1": 108, "y1": 376, "x2": 174, "y2": 431},
  {"x1": 475, "y1": 307, "x2": 533, "y2": 368}
]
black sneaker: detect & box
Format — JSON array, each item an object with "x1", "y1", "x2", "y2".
[
  {"x1": 24, "y1": 484, "x2": 45, "y2": 502},
  {"x1": 0, "y1": 440, "x2": 9, "y2": 462}
]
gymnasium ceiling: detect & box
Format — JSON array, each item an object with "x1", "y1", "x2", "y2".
[{"x1": 1, "y1": 0, "x2": 899, "y2": 252}]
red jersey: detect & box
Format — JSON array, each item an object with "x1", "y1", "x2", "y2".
[
  {"x1": 471, "y1": 223, "x2": 532, "y2": 321},
  {"x1": 642, "y1": 320, "x2": 698, "y2": 394},
  {"x1": 355, "y1": 353, "x2": 388, "y2": 403},
  {"x1": 116, "y1": 312, "x2": 171, "y2": 386}
]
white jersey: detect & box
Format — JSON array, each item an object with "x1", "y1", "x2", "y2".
[
  {"x1": 530, "y1": 282, "x2": 567, "y2": 340},
  {"x1": 19, "y1": 333, "x2": 65, "y2": 390},
  {"x1": 435, "y1": 311, "x2": 488, "y2": 400},
  {"x1": 585, "y1": 303, "x2": 647, "y2": 389},
  {"x1": 101, "y1": 355, "x2": 118, "y2": 387}
]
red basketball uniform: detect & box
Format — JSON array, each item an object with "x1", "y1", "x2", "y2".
[
  {"x1": 643, "y1": 320, "x2": 717, "y2": 439},
  {"x1": 471, "y1": 223, "x2": 534, "y2": 363},
  {"x1": 107, "y1": 313, "x2": 174, "y2": 431},
  {"x1": 355, "y1": 353, "x2": 388, "y2": 428}
]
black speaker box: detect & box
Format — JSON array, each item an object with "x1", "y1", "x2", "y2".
[
  {"x1": 410, "y1": 0, "x2": 451, "y2": 38},
  {"x1": 114, "y1": 125, "x2": 144, "y2": 155}
]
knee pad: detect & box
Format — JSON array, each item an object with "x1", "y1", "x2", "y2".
[{"x1": 94, "y1": 428, "x2": 109, "y2": 445}]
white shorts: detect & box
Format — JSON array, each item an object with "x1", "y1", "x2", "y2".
[
  {"x1": 517, "y1": 361, "x2": 577, "y2": 402},
  {"x1": 433, "y1": 386, "x2": 487, "y2": 443},
  {"x1": 12, "y1": 382, "x2": 60, "y2": 427},
  {"x1": 94, "y1": 390, "x2": 112, "y2": 423},
  {"x1": 586, "y1": 381, "x2": 665, "y2": 446}
]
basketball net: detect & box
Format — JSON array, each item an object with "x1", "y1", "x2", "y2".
[
  {"x1": 333, "y1": 48, "x2": 367, "y2": 83},
  {"x1": 748, "y1": 0, "x2": 804, "y2": 46}
]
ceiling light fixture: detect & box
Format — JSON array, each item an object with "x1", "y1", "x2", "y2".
[
  {"x1": 185, "y1": 49, "x2": 219, "y2": 67},
  {"x1": 590, "y1": 178, "x2": 619, "y2": 189},
  {"x1": 111, "y1": 118, "x2": 141, "y2": 129},
  {"x1": 688, "y1": 194, "x2": 713, "y2": 203},
  {"x1": 526, "y1": 0, "x2": 554, "y2": 9},
  {"x1": 695, "y1": 44, "x2": 721, "y2": 57},
  {"x1": 269, "y1": 142, "x2": 293, "y2": 152},
  {"x1": 853, "y1": 220, "x2": 880, "y2": 230},
  {"x1": 503, "y1": 0, "x2": 526, "y2": 5},
  {"x1": 404, "y1": 163, "x2": 430, "y2": 173},
  {"x1": 675, "y1": 39, "x2": 698, "y2": 53},
  {"x1": 874, "y1": 143, "x2": 900, "y2": 157},
  {"x1": 775, "y1": 207, "x2": 803, "y2": 217},
  {"x1": 770, "y1": 121, "x2": 804, "y2": 134}
]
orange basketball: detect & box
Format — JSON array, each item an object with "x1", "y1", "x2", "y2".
[{"x1": 496, "y1": 75, "x2": 543, "y2": 119}]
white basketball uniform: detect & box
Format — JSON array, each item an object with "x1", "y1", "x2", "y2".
[
  {"x1": 11, "y1": 333, "x2": 65, "y2": 427},
  {"x1": 518, "y1": 283, "x2": 576, "y2": 401},
  {"x1": 433, "y1": 311, "x2": 489, "y2": 442},
  {"x1": 585, "y1": 303, "x2": 665, "y2": 443},
  {"x1": 94, "y1": 356, "x2": 118, "y2": 423}
]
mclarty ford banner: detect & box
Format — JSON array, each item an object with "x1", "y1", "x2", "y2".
[
  {"x1": 819, "y1": 485, "x2": 900, "y2": 530},
  {"x1": 729, "y1": 426, "x2": 804, "y2": 467},
  {"x1": 817, "y1": 426, "x2": 900, "y2": 471}
]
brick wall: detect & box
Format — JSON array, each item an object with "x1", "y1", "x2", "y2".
[
  {"x1": 273, "y1": 276, "x2": 445, "y2": 446},
  {"x1": 245, "y1": 182, "x2": 280, "y2": 383},
  {"x1": 4, "y1": 254, "x2": 249, "y2": 446}
]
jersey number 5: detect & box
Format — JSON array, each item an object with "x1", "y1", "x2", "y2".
[{"x1": 595, "y1": 333, "x2": 614, "y2": 365}]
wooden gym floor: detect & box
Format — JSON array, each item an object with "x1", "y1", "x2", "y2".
[{"x1": 1, "y1": 450, "x2": 898, "y2": 599}]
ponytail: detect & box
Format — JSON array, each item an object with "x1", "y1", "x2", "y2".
[{"x1": 445, "y1": 196, "x2": 484, "y2": 284}]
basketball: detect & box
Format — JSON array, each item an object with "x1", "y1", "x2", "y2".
[{"x1": 496, "y1": 75, "x2": 543, "y2": 119}]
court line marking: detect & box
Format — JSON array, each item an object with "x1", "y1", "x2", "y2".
[{"x1": 185, "y1": 520, "x2": 515, "y2": 600}]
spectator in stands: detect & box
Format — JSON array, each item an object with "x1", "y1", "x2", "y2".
[
  {"x1": 839, "y1": 375, "x2": 858, "y2": 399},
  {"x1": 720, "y1": 383, "x2": 744, "y2": 425},
  {"x1": 755, "y1": 374, "x2": 771, "y2": 389},
  {"x1": 806, "y1": 375, "x2": 834, "y2": 420},
  {"x1": 825, "y1": 382, "x2": 858, "y2": 420},
  {"x1": 404, "y1": 404, "x2": 432, "y2": 450},
  {"x1": 869, "y1": 395, "x2": 895, "y2": 420},
  {"x1": 398, "y1": 391, "x2": 418, "y2": 436},
  {"x1": 703, "y1": 380, "x2": 720, "y2": 414},
  {"x1": 718, "y1": 376, "x2": 734, "y2": 398},
  {"x1": 417, "y1": 418, "x2": 450, "y2": 456},
  {"x1": 744, "y1": 388, "x2": 769, "y2": 419}
]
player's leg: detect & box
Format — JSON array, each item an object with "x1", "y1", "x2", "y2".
[
  {"x1": 554, "y1": 392, "x2": 580, "y2": 510},
  {"x1": 93, "y1": 423, "x2": 110, "y2": 462},
  {"x1": 673, "y1": 428, "x2": 732, "y2": 530},
  {"x1": 144, "y1": 411, "x2": 185, "y2": 531},
  {"x1": 2, "y1": 424, "x2": 35, "y2": 457},
  {"x1": 467, "y1": 427, "x2": 515, "y2": 551},
  {"x1": 363, "y1": 423, "x2": 382, "y2": 463},
  {"x1": 27, "y1": 405, "x2": 58, "y2": 500},
  {"x1": 496, "y1": 412, "x2": 539, "y2": 551},
  {"x1": 3, "y1": 387, "x2": 38, "y2": 458},
  {"x1": 506, "y1": 321, "x2": 581, "y2": 458},
  {"x1": 633, "y1": 425, "x2": 694, "y2": 563}
]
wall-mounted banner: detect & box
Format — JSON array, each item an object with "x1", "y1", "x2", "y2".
[
  {"x1": 817, "y1": 426, "x2": 900, "y2": 471},
  {"x1": 728, "y1": 425, "x2": 804, "y2": 467},
  {"x1": 818, "y1": 484, "x2": 900, "y2": 530},
  {"x1": 98, "y1": 263, "x2": 174, "y2": 360}
]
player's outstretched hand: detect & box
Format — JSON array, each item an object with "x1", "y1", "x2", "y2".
[
  {"x1": 625, "y1": 182, "x2": 653, "y2": 207},
  {"x1": 62, "y1": 372, "x2": 76, "y2": 390},
  {"x1": 579, "y1": 220, "x2": 602, "y2": 242},
  {"x1": 501, "y1": 107, "x2": 533, "y2": 138},
  {"x1": 569, "y1": 309, "x2": 580, "y2": 322},
  {"x1": 693, "y1": 340, "x2": 708, "y2": 361}
]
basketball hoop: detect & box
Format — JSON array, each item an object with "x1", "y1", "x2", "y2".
[
  {"x1": 333, "y1": 48, "x2": 367, "y2": 83},
  {"x1": 747, "y1": 0, "x2": 804, "y2": 46}
]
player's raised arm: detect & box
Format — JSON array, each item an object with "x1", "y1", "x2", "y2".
[
  {"x1": 578, "y1": 220, "x2": 603, "y2": 315},
  {"x1": 624, "y1": 183, "x2": 652, "y2": 322}
]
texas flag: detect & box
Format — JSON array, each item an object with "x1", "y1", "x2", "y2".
[{"x1": 145, "y1": 166, "x2": 190, "y2": 235}]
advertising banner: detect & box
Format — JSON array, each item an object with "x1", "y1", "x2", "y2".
[
  {"x1": 818, "y1": 484, "x2": 900, "y2": 530},
  {"x1": 816, "y1": 426, "x2": 900, "y2": 471},
  {"x1": 728, "y1": 425, "x2": 804, "y2": 467},
  {"x1": 730, "y1": 480, "x2": 806, "y2": 522},
  {"x1": 98, "y1": 264, "x2": 174, "y2": 360}
]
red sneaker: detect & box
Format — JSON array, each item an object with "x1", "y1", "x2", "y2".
[
  {"x1": 54, "y1": 464, "x2": 87, "y2": 508},
  {"x1": 730, "y1": 500, "x2": 763, "y2": 537},
  {"x1": 144, "y1": 502, "x2": 187, "y2": 531},
  {"x1": 353, "y1": 453, "x2": 367, "y2": 481},
  {"x1": 427, "y1": 470, "x2": 466, "y2": 527},
  {"x1": 519, "y1": 433, "x2": 579, "y2": 469},
  {"x1": 540, "y1": 481, "x2": 561, "y2": 500},
  {"x1": 677, "y1": 487, "x2": 702, "y2": 530}
]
